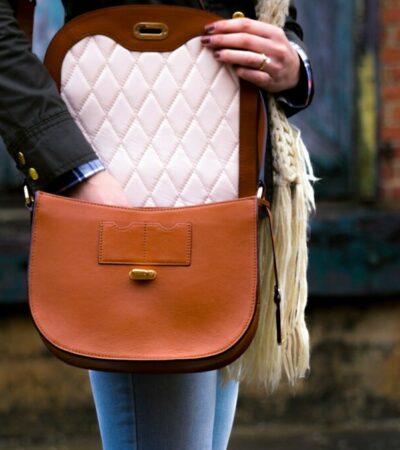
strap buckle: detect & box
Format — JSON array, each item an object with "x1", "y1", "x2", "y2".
[
  {"x1": 257, "y1": 183, "x2": 271, "y2": 211},
  {"x1": 23, "y1": 183, "x2": 34, "y2": 211}
]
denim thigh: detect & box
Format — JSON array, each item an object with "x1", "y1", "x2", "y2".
[{"x1": 89, "y1": 370, "x2": 239, "y2": 450}]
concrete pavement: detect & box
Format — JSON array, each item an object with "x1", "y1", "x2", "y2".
[{"x1": 1, "y1": 424, "x2": 400, "y2": 450}]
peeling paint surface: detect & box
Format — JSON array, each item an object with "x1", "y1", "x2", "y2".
[
  {"x1": 1, "y1": 302, "x2": 400, "y2": 447},
  {"x1": 308, "y1": 205, "x2": 400, "y2": 295}
]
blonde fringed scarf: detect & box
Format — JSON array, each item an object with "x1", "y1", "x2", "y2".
[{"x1": 223, "y1": 0, "x2": 316, "y2": 393}]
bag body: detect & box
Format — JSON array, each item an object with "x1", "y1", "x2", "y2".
[{"x1": 29, "y1": 192, "x2": 260, "y2": 372}]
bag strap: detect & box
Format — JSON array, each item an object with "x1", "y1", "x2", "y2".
[{"x1": 15, "y1": 0, "x2": 35, "y2": 41}]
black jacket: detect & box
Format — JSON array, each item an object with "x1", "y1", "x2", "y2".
[{"x1": 0, "y1": 0, "x2": 311, "y2": 191}]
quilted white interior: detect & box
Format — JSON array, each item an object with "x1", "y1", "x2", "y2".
[{"x1": 61, "y1": 35, "x2": 240, "y2": 207}]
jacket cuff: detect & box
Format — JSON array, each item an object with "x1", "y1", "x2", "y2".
[
  {"x1": 277, "y1": 41, "x2": 314, "y2": 114},
  {"x1": 8, "y1": 110, "x2": 98, "y2": 191}
]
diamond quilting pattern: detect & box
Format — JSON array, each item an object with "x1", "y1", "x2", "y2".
[{"x1": 61, "y1": 35, "x2": 240, "y2": 206}]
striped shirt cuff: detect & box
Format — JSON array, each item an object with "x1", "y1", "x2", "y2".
[
  {"x1": 277, "y1": 41, "x2": 313, "y2": 108},
  {"x1": 48, "y1": 159, "x2": 105, "y2": 194}
]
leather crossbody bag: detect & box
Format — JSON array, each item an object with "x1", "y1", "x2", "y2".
[{"x1": 28, "y1": 5, "x2": 281, "y2": 373}]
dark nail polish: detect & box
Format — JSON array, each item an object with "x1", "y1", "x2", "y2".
[
  {"x1": 214, "y1": 51, "x2": 221, "y2": 59},
  {"x1": 201, "y1": 36, "x2": 210, "y2": 45},
  {"x1": 204, "y1": 25, "x2": 215, "y2": 34}
]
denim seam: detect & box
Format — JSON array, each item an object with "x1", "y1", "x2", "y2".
[{"x1": 129, "y1": 374, "x2": 140, "y2": 450}]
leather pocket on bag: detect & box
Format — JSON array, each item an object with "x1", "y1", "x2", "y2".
[{"x1": 99, "y1": 221, "x2": 192, "y2": 266}]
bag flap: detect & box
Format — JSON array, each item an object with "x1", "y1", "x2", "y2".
[{"x1": 44, "y1": 5, "x2": 260, "y2": 203}]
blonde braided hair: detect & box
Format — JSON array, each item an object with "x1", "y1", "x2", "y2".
[{"x1": 224, "y1": 0, "x2": 316, "y2": 392}]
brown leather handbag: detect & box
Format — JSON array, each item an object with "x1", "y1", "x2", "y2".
[
  {"x1": 29, "y1": 192, "x2": 276, "y2": 372},
  {"x1": 28, "y1": 5, "x2": 280, "y2": 373}
]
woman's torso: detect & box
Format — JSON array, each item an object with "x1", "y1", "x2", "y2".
[{"x1": 61, "y1": 0, "x2": 257, "y2": 22}]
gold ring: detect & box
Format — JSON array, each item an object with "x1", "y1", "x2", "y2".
[{"x1": 259, "y1": 53, "x2": 272, "y2": 72}]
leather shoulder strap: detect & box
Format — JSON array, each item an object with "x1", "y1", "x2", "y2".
[{"x1": 15, "y1": 0, "x2": 35, "y2": 41}]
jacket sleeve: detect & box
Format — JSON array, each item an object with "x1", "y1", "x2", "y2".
[
  {"x1": 280, "y1": 1, "x2": 314, "y2": 116},
  {"x1": 0, "y1": 0, "x2": 97, "y2": 191}
]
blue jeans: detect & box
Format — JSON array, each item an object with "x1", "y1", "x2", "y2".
[{"x1": 89, "y1": 370, "x2": 239, "y2": 450}]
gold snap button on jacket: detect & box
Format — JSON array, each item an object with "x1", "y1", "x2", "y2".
[
  {"x1": 232, "y1": 11, "x2": 245, "y2": 19},
  {"x1": 17, "y1": 152, "x2": 26, "y2": 166},
  {"x1": 28, "y1": 168, "x2": 39, "y2": 181}
]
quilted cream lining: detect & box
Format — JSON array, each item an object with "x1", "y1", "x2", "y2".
[{"x1": 61, "y1": 35, "x2": 240, "y2": 207}]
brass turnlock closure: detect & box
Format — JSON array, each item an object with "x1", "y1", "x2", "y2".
[
  {"x1": 232, "y1": 11, "x2": 245, "y2": 19},
  {"x1": 133, "y1": 22, "x2": 169, "y2": 40},
  {"x1": 129, "y1": 269, "x2": 157, "y2": 281}
]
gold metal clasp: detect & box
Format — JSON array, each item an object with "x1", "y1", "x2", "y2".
[
  {"x1": 133, "y1": 22, "x2": 169, "y2": 40},
  {"x1": 129, "y1": 268, "x2": 157, "y2": 281},
  {"x1": 232, "y1": 11, "x2": 245, "y2": 19}
]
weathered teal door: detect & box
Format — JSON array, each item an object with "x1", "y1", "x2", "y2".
[
  {"x1": 293, "y1": 0, "x2": 379, "y2": 201},
  {"x1": 293, "y1": 1, "x2": 400, "y2": 296}
]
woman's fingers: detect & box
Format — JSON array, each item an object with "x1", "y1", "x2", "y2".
[
  {"x1": 202, "y1": 18, "x2": 301, "y2": 92},
  {"x1": 235, "y1": 66, "x2": 272, "y2": 87},
  {"x1": 214, "y1": 48, "x2": 280, "y2": 78},
  {"x1": 201, "y1": 32, "x2": 283, "y2": 58},
  {"x1": 202, "y1": 33, "x2": 291, "y2": 81},
  {"x1": 234, "y1": 66, "x2": 285, "y2": 93},
  {"x1": 205, "y1": 18, "x2": 283, "y2": 40}
]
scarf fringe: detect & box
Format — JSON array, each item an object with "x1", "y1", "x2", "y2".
[{"x1": 223, "y1": 94, "x2": 316, "y2": 392}]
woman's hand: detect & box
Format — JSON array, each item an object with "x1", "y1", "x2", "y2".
[
  {"x1": 65, "y1": 171, "x2": 131, "y2": 207},
  {"x1": 201, "y1": 18, "x2": 300, "y2": 93}
]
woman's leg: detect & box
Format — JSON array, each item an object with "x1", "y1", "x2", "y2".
[
  {"x1": 89, "y1": 371, "x2": 139, "y2": 449},
  {"x1": 89, "y1": 369, "x2": 237, "y2": 450},
  {"x1": 212, "y1": 372, "x2": 239, "y2": 450}
]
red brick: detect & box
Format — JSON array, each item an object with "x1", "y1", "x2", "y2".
[
  {"x1": 391, "y1": 178, "x2": 400, "y2": 188},
  {"x1": 381, "y1": 185, "x2": 400, "y2": 202},
  {"x1": 380, "y1": 48, "x2": 400, "y2": 64},
  {"x1": 381, "y1": 99, "x2": 400, "y2": 114},
  {"x1": 379, "y1": 184, "x2": 392, "y2": 201},
  {"x1": 382, "y1": 67, "x2": 400, "y2": 84},
  {"x1": 382, "y1": 115, "x2": 399, "y2": 130},
  {"x1": 383, "y1": 26, "x2": 400, "y2": 44},
  {"x1": 385, "y1": 0, "x2": 400, "y2": 9},
  {"x1": 382, "y1": 26, "x2": 400, "y2": 38},
  {"x1": 381, "y1": 127, "x2": 400, "y2": 140},
  {"x1": 380, "y1": 163, "x2": 394, "y2": 179},
  {"x1": 380, "y1": 175, "x2": 398, "y2": 190},
  {"x1": 378, "y1": 146, "x2": 400, "y2": 161},
  {"x1": 394, "y1": 160, "x2": 400, "y2": 171},
  {"x1": 381, "y1": 86, "x2": 400, "y2": 100},
  {"x1": 382, "y1": 0, "x2": 400, "y2": 7},
  {"x1": 382, "y1": 8, "x2": 400, "y2": 23},
  {"x1": 392, "y1": 107, "x2": 400, "y2": 121}
]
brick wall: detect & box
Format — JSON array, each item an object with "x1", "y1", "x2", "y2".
[{"x1": 380, "y1": 0, "x2": 400, "y2": 203}]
